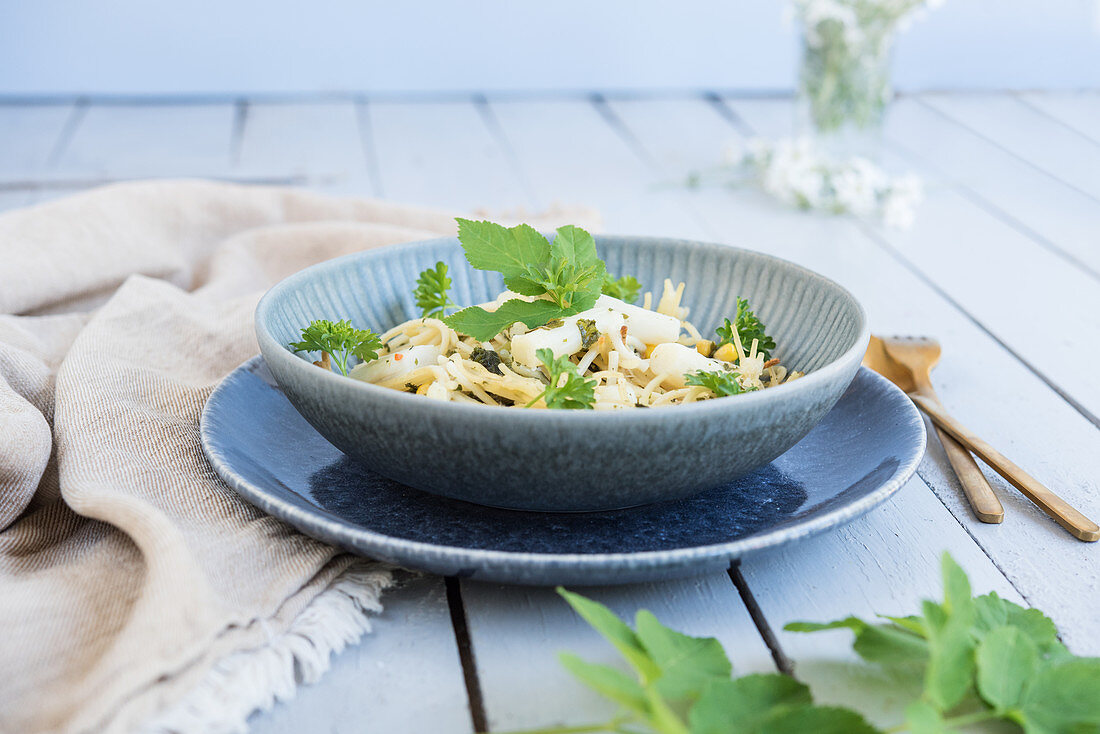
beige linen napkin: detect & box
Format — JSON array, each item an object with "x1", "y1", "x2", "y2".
[{"x1": 0, "y1": 180, "x2": 591, "y2": 734}]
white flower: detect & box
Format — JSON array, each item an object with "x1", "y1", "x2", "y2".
[{"x1": 739, "y1": 137, "x2": 923, "y2": 227}]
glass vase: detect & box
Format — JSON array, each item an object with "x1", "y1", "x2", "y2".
[{"x1": 796, "y1": 14, "x2": 897, "y2": 160}]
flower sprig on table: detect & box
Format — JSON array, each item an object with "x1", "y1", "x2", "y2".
[
  {"x1": 688, "y1": 137, "x2": 924, "y2": 228},
  {"x1": 501, "y1": 554, "x2": 1100, "y2": 734}
]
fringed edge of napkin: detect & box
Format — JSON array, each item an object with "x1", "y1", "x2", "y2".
[{"x1": 138, "y1": 561, "x2": 394, "y2": 734}]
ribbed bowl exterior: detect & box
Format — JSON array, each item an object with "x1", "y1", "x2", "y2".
[{"x1": 256, "y1": 236, "x2": 869, "y2": 511}]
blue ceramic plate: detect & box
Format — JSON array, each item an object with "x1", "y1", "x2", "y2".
[{"x1": 201, "y1": 357, "x2": 925, "y2": 585}]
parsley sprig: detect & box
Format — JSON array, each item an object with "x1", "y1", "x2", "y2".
[
  {"x1": 444, "y1": 220, "x2": 608, "y2": 342},
  {"x1": 288, "y1": 319, "x2": 382, "y2": 376},
  {"x1": 511, "y1": 553, "x2": 1100, "y2": 734},
  {"x1": 715, "y1": 298, "x2": 776, "y2": 359},
  {"x1": 685, "y1": 370, "x2": 756, "y2": 397},
  {"x1": 526, "y1": 348, "x2": 596, "y2": 410},
  {"x1": 414, "y1": 261, "x2": 457, "y2": 318}
]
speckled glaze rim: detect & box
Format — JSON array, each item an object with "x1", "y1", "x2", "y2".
[
  {"x1": 201, "y1": 361, "x2": 926, "y2": 577},
  {"x1": 254, "y1": 236, "x2": 872, "y2": 427}
]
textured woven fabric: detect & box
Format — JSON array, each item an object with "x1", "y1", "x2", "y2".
[{"x1": 0, "y1": 180, "x2": 578, "y2": 734}]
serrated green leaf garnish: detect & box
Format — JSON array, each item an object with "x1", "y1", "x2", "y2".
[
  {"x1": 455, "y1": 218, "x2": 550, "y2": 277},
  {"x1": 288, "y1": 319, "x2": 382, "y2": 376},
  {"x1": 413, "y1": 260, "x2": 456, "y2": 318},
  {"x1": 443, "y1": 219, "x2": 606, "y2": 340},
  {"x1": 445, "y1": 299, "x2": 588, "y2": 344},
  {"x1": 715, "y1": 297, "x2": 776, "y2": 358}
]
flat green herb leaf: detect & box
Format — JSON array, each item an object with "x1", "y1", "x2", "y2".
[
  {"x1": 784, "y1": 617, "x2": 866, "y2": 634},
  {"x1": 922, "y1": 617, "x2": 973, "y2": 712},
  {"x1": 685, "y1": 370, "x2": 753, "y2": 397},
  {"x1": 413, "y1": 261, "x2": 456, "y2": 318},
  {"x1": 288, "y1": 319, "x2": 382, "y2": 376},
  {"x1": 455, "y1": 218, "x2": 549, "y2": 278},
  {"x1": 644, "y1": 687, "x2": 693, "y2": 734},
  {"x1": 633, "y1": 610, "x2": 731, "y2": 704},
  {"x1": 973, "y1": 591, "x2": 1010, "y2": 632},
  {"x1": 602, "y1": 273, "x2": 643, "y2": 303},
  {"x1": 539, "y1": 557, "x2": 1099, "y2": 734},
  {"x1": 444, "y1": 299, "x2": 574, "y2": 342},
  {"x1": 976, "y1": 626, "x2": 1039, "y2": 711},
  {"x1": 941, "y1": 553, "x2": 974, "y2": 620},
  {"x1": 757, "y1": 705, "x2": 882, "y2": 734},
  {"x1": 903, "y1": 700, "x2": 946, "y2": 734},
  {"x1": 785, "y1": 617, "x2": 928, "y2": 665},
  {"x1": 921, "y1": 555, "x2": 976, "y2": 712},
  {"x1": 531, "y1": 348, "x2": 596, "y2": 409},
  {"x1": 558, "y1": 653, "x2": 649, "y2": 715},
  {"x1": 854, "y1": 625, "x2": 930, "y2": 665},
  {"x1": 550, "y1": 224, "x2": 600, "y2": 269},
  {"x1": 502, "y1": 274, "x2": 549, "y2": 296},
  {"x1": 880, "y1": 614, "x2": 927, "y2": 637},
  {"x1": 974, "y1": 592, "x2": 1062, "y2": 657},
  {"x1": 715, "y1": 298, "x2": 775, "y2": 358},
  {"x1": 557, "y1": 588, "x2": 660, "y2": 683},
  {"x1": 689, "y1": 674, "x2": 812, "y2": 734},
  {"x1": 1017, "y1": 658, "x2": 1100, "y2": 733}
]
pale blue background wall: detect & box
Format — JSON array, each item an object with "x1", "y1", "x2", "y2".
[{"x1": 1, "y1": 0, "x2": 1098, "y2": 95}]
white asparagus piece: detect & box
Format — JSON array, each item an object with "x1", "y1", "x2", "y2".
[
  {"x1": 510, "y1": 295, "x2": 681, "y2": 368},
  {"x1": 350, "y1": 345, "x2": 442, "y2": 384},
  {"x1": 648, "y1": 342, "x2": 729, "y2": 388}
]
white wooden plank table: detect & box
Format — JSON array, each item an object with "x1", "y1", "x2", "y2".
[{"x1": 3, "y1": 91, "x2": 1098, "y2": 733}]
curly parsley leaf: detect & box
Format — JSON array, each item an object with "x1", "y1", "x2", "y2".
[
  {"x1": 715, "y1": 297, "x2": 776, "y2": 358},
  {"x1": 413, "y1": 261, "x2": 456, "y2": 318},
  {"x1": 289, "y1": 319, "x2": 382, "y2": 376},
  {"x1": 602, "y1": 273, "x2": 643, "y2": 303},
  {"x1": 527, "y1": 348, "x2": 596, "y2": 410},
  {"x1": 685, "y1": 369, "x2": 756, "y2": 398}
]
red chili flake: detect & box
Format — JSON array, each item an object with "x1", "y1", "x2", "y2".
[
  {"x1": 620, "y1": 325, "x2": 628, "y2": 339},
  {"x1": 394, "y1": 353, "x2": 404, "y2": 361}
]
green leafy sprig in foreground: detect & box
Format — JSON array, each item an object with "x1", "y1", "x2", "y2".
[
  {"x1": 526, "y1": 348, "x2": 597, "y2": 410},
  {"x1": 414, "y1": 260, "x2": 457, "y2": 318},
  {"x1": 288, "y1": 319, "x2": 382, "y2": 376},
  {"x1": 715, "y1": 297, "x2": 775, "y2": 359},
  {"x1": 504, "y1": 554, "x2": 1100, "y2": 734},
  {"x1": 444, "y1": 220, "x2": 608, "y2": 341}
]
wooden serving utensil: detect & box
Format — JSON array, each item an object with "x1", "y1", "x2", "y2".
[
  {"x1": 863, "y1": 336, "x2": 1004, "y2": 523},
  {"x1": 882, "y1": 335, "x2": 1099, "y2": 542}
]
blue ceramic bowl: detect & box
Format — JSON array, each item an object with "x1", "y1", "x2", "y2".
[{"x1": 255, "y1": 236, "x2": 869, "y2": 512}]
